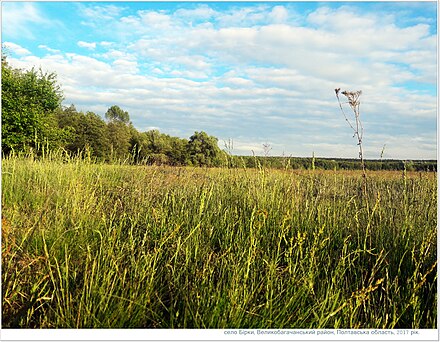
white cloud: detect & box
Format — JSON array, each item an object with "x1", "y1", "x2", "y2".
[
  {"x1": 4, "y1": 3, "x2": 436, "y2": 159},
  {"x1": 38, "y1": 44, "x2": 60, "y2": 54},
  {"x1": 77, "y1": 41, "x2": 97, "y2": 50},
  {"x1": 221, "y1": 77, "x2": 254, "y2": 88},
  {"x1": 174, "y1": 5, "x2": 217, "y2": 21},
  {"x1": 139, "y1": 11, "x2": 172, "y2": 30},
  {"x1": 2, "y1": 2, "x2": 64, "y2": 40},
  {"x1": 170, "y1": 70, "x2": 209, "y2": 79},
  {"x1": 112, "y1": 59, "x2": 139, "y2": 74},
  {"x1": 268, "y1": 6, "x2": 289, "y2": 23},
  {"x1": 99, "y1": 41, "x2": 114, "y2": 47},
  {"x1": 224, "y1": 139, "x2": 266, "y2": 155},
  {"x1": 3, "y1": 42, "x2": 31, "y2": 56},
  {"x1": 79, "y1": 4, "x2": 126, "y2": 21},
  {"x1": 99, "y1": 49, "x2": 129, "y2": 60},
  {"x1": 215, "y1": 5, "x2": 268, "y2": 27},
  {"x1": 307, "y1": 6, "x2": 377, "y2": 30},
  {"x1": 144, "y1": 126, "x2": 160, "y2": 131},
  {"x1": 2, "y1": 3, "x2": 48, "y2": 38},
  {"x1": 152, "y1": 68, "x2": 164, "y2": 75},
  {"x1": 363, "y1": 133, "x2": 437, "y2": 160},
  {"x1": 172, "y1": 55, "x2": 211, "y2": 70}
]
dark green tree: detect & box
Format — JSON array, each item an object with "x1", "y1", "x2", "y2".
[
  {"x1": 105, "y1": 105, "x2": 130, "y2": 124},
  {"x1": 107, "y1": 121, "x2": 131, "y2": 160},
  {"x1": 55, "y1": 105, "x2": 83, "y2": 152},
  {"x1": 104, "y1": 105, "x2": 131, "y2": 160},
  {"x1": 143, "y1": 129, "x2": 171, "y2": 165},
  {"x1": 128, "y1": 126, "x2": 149, "y2": 163},
  {"x1": 144, "y1": 130, "x2": 169, "y2": 154},
  {"x1": 168, "y1": 136, "x2": 189, "y2": 166},
  {"x1": 56, "y1": 106, "x2": 111, "y2": 159},
  {"x1": 83, "y1": 112, "x2": 111, "y2": 159},
  {"x1": 2, "y1": 57, "x2": 63, "y2": 154},
  {"x1": 187, "y1": 131, "x2": 222, "y2": 166}
]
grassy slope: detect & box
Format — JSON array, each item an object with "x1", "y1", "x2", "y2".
[{"x1": 2, "y1": 156, "x2": 437, "y2": 328}]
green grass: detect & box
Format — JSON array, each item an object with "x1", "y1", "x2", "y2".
[{"x1": 2, "y1": 153, "x2": 437, "y2": 328}]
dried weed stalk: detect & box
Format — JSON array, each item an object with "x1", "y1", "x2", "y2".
[{"x1": 335, "y1": 88, "x2": 367, "y2": 196}]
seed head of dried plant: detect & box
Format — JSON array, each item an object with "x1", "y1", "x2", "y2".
[{"x1": 335, "y1": 88, "x2": 367, "y2": 197}]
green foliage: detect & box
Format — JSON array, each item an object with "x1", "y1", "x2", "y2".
[
  {"x1": 168, "y1": 136, "x2": 190, "y2": 166},
  {"x1": 105, "y1": 105, "x2": 130, "y2": 124},
  {"x1": 1, "y1": 58, "x2": 63, "y2": 154},
  {"x1": 107, "y1": 121, "x2": 131, "y2": 160},
  {"x1": 53, "y1": 103, "x2": 223, "y2": 165},
  {"x1": 144, "y1": 129, "x2": 171, "y2": 155},
  {"x1": 127, "y1": 125, "x2": 148, "y2": 163},
  {"x1": 56, "y1": 105, "x2": 111, "y2": 160},
  {"x1": 188, "y1": 131, "x2": 222, "y2": 166}
]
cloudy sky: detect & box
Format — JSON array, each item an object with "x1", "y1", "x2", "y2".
[{"x1": 2, "y1": 1, "x2": 437, "y2": 159}]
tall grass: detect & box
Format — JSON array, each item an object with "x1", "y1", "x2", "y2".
[{"x1": 2, "y1": 152, "x2": 437, "y2": 328}]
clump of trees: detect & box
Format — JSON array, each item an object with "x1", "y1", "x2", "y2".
[{"x1": 1, "y1": 57, "x2": 224, "y2": 166}]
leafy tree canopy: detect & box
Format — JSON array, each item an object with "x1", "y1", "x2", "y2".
[
  {"x1": 188, "y1": 131, "x2": 222, "y2": 166},
  {"x1": 105, "y1": 105, "x2": 130, "y2": 124},
  {"x1": 2, "y1": 56, "x2": 63, "y2": 153}
]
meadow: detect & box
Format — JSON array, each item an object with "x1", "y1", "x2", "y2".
[{"x1": 2, "y1": 153, "x2": 437, "y2": 328}]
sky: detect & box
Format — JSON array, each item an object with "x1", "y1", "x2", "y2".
[{"x1": 2, "y1": 1, "x2": 437, "y2": 159}]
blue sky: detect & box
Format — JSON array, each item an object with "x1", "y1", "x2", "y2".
[{"x1": 2, "y1": 1, "x2": 437, "y2": 159}]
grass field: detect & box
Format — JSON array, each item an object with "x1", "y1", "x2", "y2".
[{"x1": 2, "y1": 154, "x2": 437, "y2": 328}]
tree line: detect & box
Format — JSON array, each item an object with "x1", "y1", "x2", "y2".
[
  {"x1": 2, "y1": 56, "x2": 224, "y2": 166},
  {"x1": 2, "y1": 56, "x2": 436, "y2": 171},
  {"x1": 230, "y1": 156, "x2": 437, "y2": 172}
]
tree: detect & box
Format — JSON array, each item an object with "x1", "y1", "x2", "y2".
[
  {"x1": 107, "y1": 121, "x2": 131, "y2": 160},
  {"x1": 105, "y1": 105, "x2": 130, "y2": 124},
  {"x1": 141, "y1": 129, "x2": 170, "y2": 165},
  {"x1": 144, "y1": 130, "x2": 169, "y2": 154},
  {"x1": 83, "y1": 112, "x2": 111, "y2": 159},
  {"x1": 55, "y1": 105, "x2": 83, "y2": 153},
  {"x1": 2, "y1": 57, "x2": 63, "y2": 154},
  {"x1": 168, "y1": 136, "x2": 189, "y2": 166},
  {"x1": 187, "y1": 131, "x2": 222, "y2": 167},
  {"x1": 56, "y1": 106, "x2": 111, "y2": 159},
  {"x1": 103, "y1": 106, "x2": 132, "y2": 159},
  {"x1": 128, "y1": 126, "x2": 149, "y2": 164}
]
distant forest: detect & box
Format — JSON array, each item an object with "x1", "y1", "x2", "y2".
[
  {"x1": 232, "y1": 156, "x2": 437, "y2": 172},
  {"x1": 2, "y1": 56, "x2": 436, "y2": 171}
]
